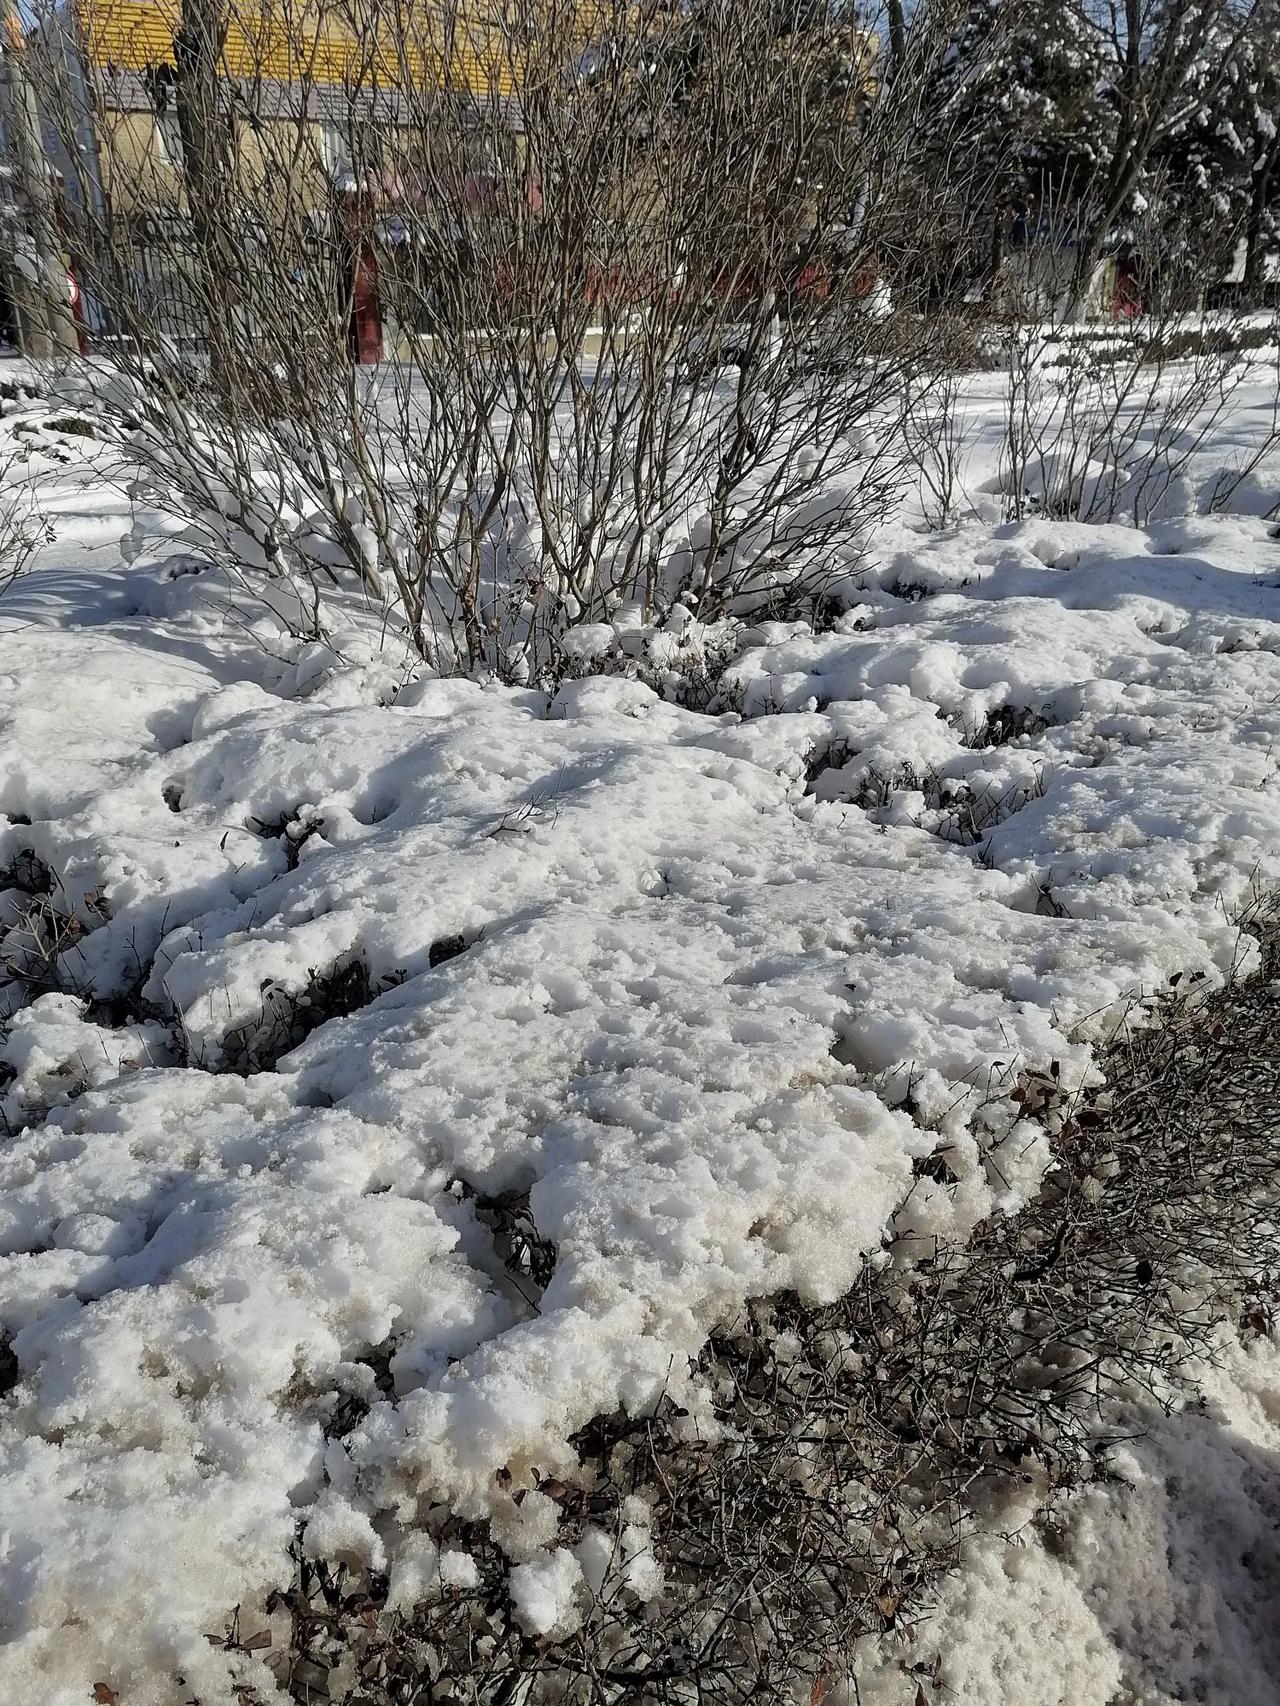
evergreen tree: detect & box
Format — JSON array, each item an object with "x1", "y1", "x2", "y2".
[
  {"x1": 922, "y1": 0, "x2": 1110, "y2": 286},
  {"x1": 1158, "y1": 0, "x2": 1280, "y2": 300},
  {"x1": 1235, "y1": 0, "x2": 1280, "y2": 299}
]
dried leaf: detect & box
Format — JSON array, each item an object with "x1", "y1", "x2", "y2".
[
  {"x1": 93, "y1": 1687, "x2": 120, "y2": 1706},
  {"x1": 915, "y1": 1686, "x2": 932, "y2": 1706},
  {"x1": 241, "y1": 1628, "x2": 272, "y2": 1651}
]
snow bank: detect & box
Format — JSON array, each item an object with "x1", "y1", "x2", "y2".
[
  {"x1": 732, "y1": 512, "x2": 1280, "y2": 942},
  {"x1": 3, "y1": 406, "x2": 1280, "y2": 1699}
]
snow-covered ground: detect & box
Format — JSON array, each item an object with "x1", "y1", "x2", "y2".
[
  {"x1": 854, "y1": 1324, "x2": 1280, "y2": 1706},
  {"x1": 2, "y1": 359, "x2": 1280, "y2": 1703}
]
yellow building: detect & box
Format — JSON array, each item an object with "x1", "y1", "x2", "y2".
[
  {"x1": 62, "y1": 0, "x2": 524, "y2": 220},
  {"x1": 77, "y1": 0, "x2": 517, "y2": 90},
  {"x1": 63, "y1": 0, "x2": 872, "y2": 215},
  {"x1": 34, "y1": 0, "x2": 545, "y2": 352},
  {"x1": 36, "y1": 1, "x2": 875, "y2": 357}
]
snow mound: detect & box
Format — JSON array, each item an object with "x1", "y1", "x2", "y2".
[{"x1": 3, "y1": 496, "x2": 1280, "y2": 1698}]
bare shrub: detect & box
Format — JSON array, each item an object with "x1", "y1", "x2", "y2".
[
  {"x1": 26, "y1": 0, "x2": 990, "y2": 678},
  {"x1": 0, "y1": 453, "x2": 53, "y2": 598},
  {"x1": 1204, "y1": 333, "x2": 1280, "y2": 516},
  {"x1": 993, "y1": 200, "x2": 1279, "y2": 527},
  {"x1": 901, "y1": 334, "x2": 983, "y2": 530},
  {"x1": 0, "y1": 847, "x2": 76, "y2": 1010},
  {"x1": 212, "y1": 955, "x2": 406, "y2": 1074}
]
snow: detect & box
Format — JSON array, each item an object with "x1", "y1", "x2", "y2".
[
  {"x1": 856, "y1": 1330, "x2": 1280, "y2": 1706},
  {"x1": 509, "y1": 1548, "x2": 587, "y2": 1636},
  {"x1": 732, "y1": 511, "x2": 1280, "y2": 942},
  {"x1": 1, "y1": 365, "x2": 1280, "y2": 1700}
]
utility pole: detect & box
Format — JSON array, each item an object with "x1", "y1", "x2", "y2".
[{"x1": 1, "y1": 8, "x2": 79, "y2": 358}]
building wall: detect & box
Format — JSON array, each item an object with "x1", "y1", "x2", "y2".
[
  {"x1": 55, "y1": 1, "x2": 876, "y2": 355},
  {"x1": 69, "y1": 0, "x2": 544, "y2": 223},
  {"x1": 93, "y1": 106, "x2": 181, "y2": 210},
  {"x1": 92, "y1": 102, "x2": 368, "y2": 220}
]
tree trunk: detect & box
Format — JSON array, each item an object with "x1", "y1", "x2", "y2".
[
  {"x1": 1, "y1": 7, "x2": 80, "y2": 358},
  {"x1": 886, "y1": 0, "x2": 906, "y2": 79},
  {"x1": 172, "y1": 0, "x2": 247, "y2": 399},
  {"x1": 989, "y1": 203, "x2": 1006, "y2": 276},
  {"x1": 1242, "y1": 134, "x2": 1280, "y2": 307}
]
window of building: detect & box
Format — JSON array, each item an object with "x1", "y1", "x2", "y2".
[
  {"x1": 321, "y1": 121, "x2": 354, "y2": 179},
  {"x1": 154, "y1": 107, "x2": 185, "y2": 168}
]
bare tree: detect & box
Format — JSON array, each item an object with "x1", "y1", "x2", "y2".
[{"x1": 1069, "y1": 0, "x2": 1261, "y2": 313}]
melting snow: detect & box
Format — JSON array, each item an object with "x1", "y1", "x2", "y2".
[{"x1": 2, "y1": 381, "x2": 1280, "y2": 1702}]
